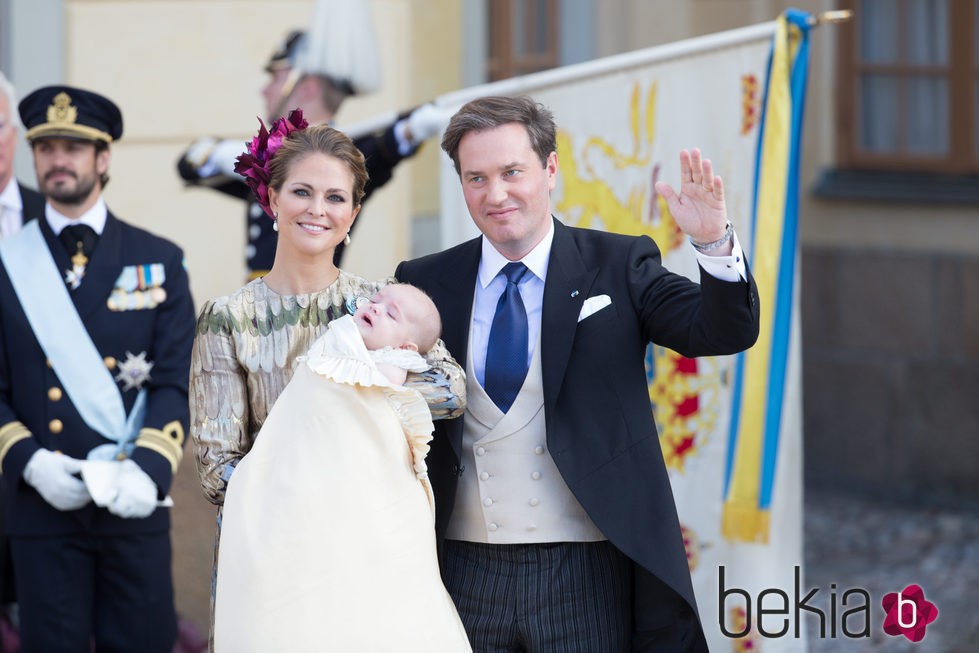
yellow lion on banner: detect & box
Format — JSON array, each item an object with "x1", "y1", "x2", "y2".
[{"x1": 554, "y1": 81, "x2": 724, "y2": 473}]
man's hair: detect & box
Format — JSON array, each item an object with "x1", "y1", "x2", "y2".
[
  {"x1": 95, "y1": 141, "x2": 110, "y2": 188},
  {"x1": 0, "y1": 73, "x2": 22, "y2": 130},
  {"x1": 267, "y1": 123, "x2": 369, "y2": 204},
  {"x1": 441, "y1": 95, "x2": 556, "y2": 175}
]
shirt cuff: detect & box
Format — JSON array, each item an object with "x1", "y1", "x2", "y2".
[{"x1": 694, "y1": 230, "x2": 747, "y2": 282}]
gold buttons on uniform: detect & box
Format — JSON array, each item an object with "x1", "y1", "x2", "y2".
[
  {"x1": 47, "y1": 387, "x2": 63, "y2": 402},
  {"x1": 104, "y1": 356, "x2": 117, "y2": 369},
  {"x1": 46, "y1": 359, "x2": 53, "y2": 368},
  {"x1": 49, "y1": 419, "x2": 63, "y2": 434}
]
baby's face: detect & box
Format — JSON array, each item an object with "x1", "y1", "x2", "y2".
[{"x1": 354, "y1": 286, "x2": 419, "y2": 351}]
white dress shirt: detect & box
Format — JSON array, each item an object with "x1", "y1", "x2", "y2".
[
  {"x1": 471, "y1": 223, "x2": 553, "y2": 389},
  {"x1": 0, "y1": 178, "x2": 23, "y2": 239},
  {"x1": 45, "y1": 196, "x2": 108, "y2": 236},
  {"x1": 471, "y1": 219, "x2": 749, "y2": 387}
]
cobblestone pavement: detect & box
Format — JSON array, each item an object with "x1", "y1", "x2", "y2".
[{"x1": 804, "y1": 490, "x2": 979, "y2": 652}]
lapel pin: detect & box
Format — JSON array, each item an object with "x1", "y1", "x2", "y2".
[{"x1": 570, "y1": 290, "x2": 579, "y2": 298}]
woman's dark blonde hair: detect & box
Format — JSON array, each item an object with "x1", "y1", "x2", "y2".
[{"x1": 268, "y1": 123, "x2": 369, "y2": 204}]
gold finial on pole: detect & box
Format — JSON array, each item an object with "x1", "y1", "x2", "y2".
[{"x1": 808, "y1": 9, "x2": 854, "y2": 26}]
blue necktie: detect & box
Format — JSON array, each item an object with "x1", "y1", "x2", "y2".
[{"x1": 485, "y1": 262, "x2": 530, "y2": 413}]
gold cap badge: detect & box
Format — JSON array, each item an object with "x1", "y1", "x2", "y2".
[{"x1": 47, "y1": 92, "x2": 78, "y2": 128}]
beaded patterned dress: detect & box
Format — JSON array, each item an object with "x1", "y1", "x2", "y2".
[
  {"x1": 189, "y1": 272, "x2": 465, "y2": 647},
  {"x1": 190, "y1": 272, "x2": 464, "y2": 504}
]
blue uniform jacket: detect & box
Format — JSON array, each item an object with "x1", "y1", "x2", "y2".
[{"x1": 0, "y1": 212, "x2": 196, "y2": 536}]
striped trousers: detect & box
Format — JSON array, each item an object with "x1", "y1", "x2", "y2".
[{"x1": 441, "y1": 540, "x2": 632, "y2": 652}]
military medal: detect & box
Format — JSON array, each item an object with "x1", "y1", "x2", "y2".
[
  {"x1": 114, "y1": 350, "x2": 154, "y2": 391},
  {"x1": 107, "y1": 263, "x2": 168, "y2": 311},
  {"x1": 64, "y1": 244, "x2": 88, "y2": 290}
]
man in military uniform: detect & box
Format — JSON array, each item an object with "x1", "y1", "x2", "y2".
[
  {"x1": 177, "y1": 26, "x2": 451, "y2": 276},
  {"x1": 0, "y1": 85, "x2": 195, "y2": 653}
]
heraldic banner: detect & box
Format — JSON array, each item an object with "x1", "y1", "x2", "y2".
[{"x1": 429, "y1": 10, "x2": 813, "y2": 651}]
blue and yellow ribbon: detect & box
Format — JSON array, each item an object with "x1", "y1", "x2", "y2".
[{"x1": 722, "y1": 9, "x2": 812, "y2": 543}]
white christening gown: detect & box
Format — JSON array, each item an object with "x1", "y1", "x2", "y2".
[{"x1": 213, "y1": 316, "x2": 471, "y2": 652}]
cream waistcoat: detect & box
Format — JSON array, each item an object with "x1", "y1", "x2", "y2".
[{"x1": 446, "y1": 334, "x2": 605, "y2": 543}]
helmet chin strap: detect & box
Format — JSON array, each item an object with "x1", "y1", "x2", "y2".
[{"x1": 269, "y1": 68, "x2": 304, "y2": 122}]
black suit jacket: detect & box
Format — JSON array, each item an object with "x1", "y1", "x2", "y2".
[
  {"x1": 17, "y1": 182, "x2": 45, "y2": 226},
  {"x1": 397, "y1": 218, "x2": 760, "y2": 649},
  {"x1": 0, "y1": 181, "x2": 44, "y2": 601},
  {"x1": 0, "y1": 211, "x2": 196, "y2": 537}
]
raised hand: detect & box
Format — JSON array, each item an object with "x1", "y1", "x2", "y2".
[{"x1": 654, "y1": 148, "x2": 730, "y2": 247}]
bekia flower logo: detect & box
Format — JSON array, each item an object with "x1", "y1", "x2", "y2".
[{"x1": 881, "y1": 584, "x2": 938, "y2": 642}]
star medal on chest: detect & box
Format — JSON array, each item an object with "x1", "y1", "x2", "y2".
[
  {"x1": 114, "y1": 351, "x2": 154, "y2": 391},
  {"x1": 64, "y1": 245, "x2": 88, "y2": 290}
]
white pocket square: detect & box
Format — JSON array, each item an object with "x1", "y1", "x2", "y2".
[{"x1": 577, "y1": 294, "x2": 611, "y2": 322}]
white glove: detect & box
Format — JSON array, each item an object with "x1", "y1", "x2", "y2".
[
  {"x1": 23, "y1": 449, "x2": 91, "y2": 511},
  {"x1": 106, "y1": 459, "x2": 159, "y2": 519},
  {"x1": 406, "y1": 103, "x2": 453, "y2": 145},
  {"x1": 182, "y1": 137, "x2": 243, "y2": 178}
]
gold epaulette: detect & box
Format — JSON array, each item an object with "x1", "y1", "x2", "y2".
[
  {"x1": 247, "y1": 269, "x2": 270, "y2": 282},
  {"x1": 134, "y1": 420, "x2": 185, "y2": 474},
  {"x1": 0, "y1": 421, "x2": 32, "y2": 472}
]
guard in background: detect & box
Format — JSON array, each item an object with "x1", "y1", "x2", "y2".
[
  {"x1": 177, "y1": 6, "x2": 451, "y2": 277},
  {"x1": 0, "y1": 85, "x2": 196, "y2": 653}
]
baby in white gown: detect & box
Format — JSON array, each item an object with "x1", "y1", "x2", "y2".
[{"x1": 214, "y1": 284, "x2": 471, "y2": 652}]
